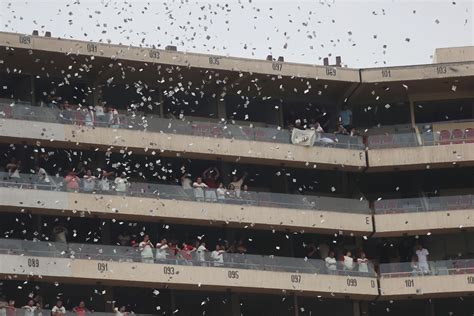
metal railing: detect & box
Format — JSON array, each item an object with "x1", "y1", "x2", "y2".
[
  {"x1": 0, "y1": 172, "x2": 371, "y2": 214},
  {"x1": 0, "y1": 100, "x2": 365, "y2": 149},
  {"x1": 0, "y1": 239, "x2": 376, "y2": 277},
  {"x1": 374, "y1": 195, "x2": 474, "y2": 214},
  {"x1": 368, "y1": 122, "x2": 474, "y2": 149},
  {"x1": 380, "y1": 259, "x2": 474, "y2": 278},
  {"x1": 3, "y1": 309, "x2": 153, "y2": 316}
]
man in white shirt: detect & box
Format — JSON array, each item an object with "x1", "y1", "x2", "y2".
[
  {"x1": 114, "y1": 173, "x2": 129, "y2": 194},
  {"x1": 196, "y1": 242, "x2": 209, "y2": 265},
  {"x1": 155, "y1": 238, "x2": 169, "y2": 262},
  {"x1": 192, "y1": 177, "x2": 208, "y2": 201},
  {"x1": 139, "y1": 235, "x2": 154, "y2": 263},
  {"x1": 94, "y1": 100, "x2": 106, "y2": 126},
  {"x1": 0, "y1": 297, "x2": 8, "y2": 316},
  {"x1": 53, "y1": 223, "x2": 68, "y2": 243},
  {"x1": 230, "y1": 172, "x2": 247, "y2": 198},
  {"x1": 415, "y1": 244, "x2": 430, "y2": 273},
  {"x1": 51, "y1": 301, "x2": 66, "y2": 316},
  {"x1": 325, "y1": 251, "x2": 337, "y2": 273},
  {"x1": 343, "y1": 251, "x2": 354, "y2": 270},
  {"x1": 211, "y1": 244, "x2": 225, "y2": 266},
  {"x1": 22, "y1": 300, "x2": 39, "y2": 316},
  {"x1": 357, "y1": 252, "x2": 369, "y2": 273}
]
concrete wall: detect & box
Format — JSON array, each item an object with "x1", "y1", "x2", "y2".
[
  {"x1": 0, "y1": 254, "x2": 378, "y2": 299},
  {"x1": 374, "y1": 209, "x2": 474, "y2": 237},
  {"x1": 0, "y1": 187, "x2": 374, "y2": 235},
  {"x1": 368, "y1": 143, "x2": 474, "y2": 170},
  {"x1": 0, "y1": 32, "x2": 360, "y2": 82},
  {"x1": 0, "y1": 118, "x2": 367, "y2": 170},
  {"x1": 434, "y1": 47, "x2": 474, "y2": 63},
  {"x1": 380, "y1": 274, "x2": 474, "y2": 298}
]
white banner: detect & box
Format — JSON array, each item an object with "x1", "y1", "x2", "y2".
[{"x1": 291, "y1": 129, "x2": 316, "y2": 146}]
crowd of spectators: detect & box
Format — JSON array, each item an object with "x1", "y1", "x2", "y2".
[
  {"x1": 0, "y1": 298, "x2": 131, "y2": 316},
  {"x1": 181, "y1": 167, "x2": 251, "y2": 202},
  {"x1": 44, "y1": 97, "x2": 122, "y2": 128}
]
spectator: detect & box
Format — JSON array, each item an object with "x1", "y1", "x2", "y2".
[
  {"x1": 83, "y1": 169, "x2": 96, "y2": 192},
  {"x1": 226, "y1": 184, "x2": 237, "y2": 200},
  {"x1": 34, "y1": 165, "x2": 51, "y2": 185},
  {"x1": 334, "y1": 124, "x2": 348, "y2": 136},
  {"x1": 180, "y1": 174, "x2": 193, "y2": 198},
  {"x1": 196, "y1": 241, "x2": 209, "y2": 265},
  {"x1": 51, "y1": 301, "x2": 65, "y2": 316},
  {"x1": 155, "y1": 238, "x2": 169, "y2": 262},
  {"x1": 6, "y1": 301, "x2": 15, "y2": 316},
  {"x1": 343, "y1": 251, "x2": 354, "y2": 270},
  {"x1": 338, "y1": 105, "x2": 352, "y2": 130},
  {"x1": 306, "y1": 243, "x2": 318, "y2": 259},
  {"x1": 318, "y1": 241, "x2": 330, "y2": 260},
  {"x1": 415, "y1": 244, "x2": 430, "y2": 273},
  {"x1": 64, "y1": 171, "x2": 80, "y2": 192},
  {"x1": 114, "y1": 173, "x2": 129, "y2": 194},
  {"x1": 108, "y1": 107, "x2": 121, "y2": 128},
  {"x1": 94, "y1": 100, "x2": 106, "y2": 126},
  {"x1": 99, "y1": 170, "x2": 113, "y2": 192},
  {"x1": 235, "y1": 240, "x2": 248, "y2": 254},
  {"x1": 180, "y1": 242, "x2": 196, "y2": 262},
  {"x1": 117, "y1": 231, "x2": 131, "y2": 246},
  {"x1": 113, "y1": 306, "x2": 128, "y2": 316},
  {"x1": 139, "y1": 234, "x2": 154, "y2": 263},
  {"x1": 0, "y1": 296, "x2": 6, "y2": 316},
  {"x1": 230, "y1": 172, "x2": 247, "y2": 198},
  {"x1": 202, "y1": 167, "x2": 220, "y2": 201},
  {"x1": 192, "y1": 177, "x2": 208, "y2": 201},
  {"x1": 6, "y1": 158, "x2": 20, "y2": 178},
  {"x1": 84, "y1": 108, "x2": 94, "y2": 127},
  {"x1": 357, "y1": 252, "x2": 369, "y2": 273},
  {"x1": 211, "y1": 244, "x2": 225, "y2": 266},
  {"x1": 349, "y1": 127, "x2": 360, "y2": 137},
  {"x1": 325, "y1": 251, "x2": 337, "y2": 272},
  {"x1": 72, "y1": 302, "x2": 89, "y2": 316},
  {"x1": 216, "y1": 183, "x2": 226, "y2": 202},
  {"x1": 53, "y1": 222, "x2": 68, "y2": 243},
  {"x1": 22, "y1": 300, "x2": 39, "y2": 316}
]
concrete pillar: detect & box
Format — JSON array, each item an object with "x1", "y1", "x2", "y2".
[
  {"x1": 170, "y1": 290, "x2": 177, "y2": 313},
  {"x1": 30, "y1": 74, "x2": 36, "y2": 106},
  {"x1": 293, "y1": 294, "x2": 299, "y2": 316},
  {"x1": 353, "y1": 301, "x2": 361, "y2": 316},
  {"x1": 229, "y1": 293, "x2": 240, "y2": 316},
  {"x1": 101, "y1": 220, "x2": 111, "y2": 244},
  {"x1": 360, "y1": 301, "x2": 369, "y2": 316},
  {"x1": 217, "y1": 99, "x2": 227, "y2": 120},
  {"x1": 425, "y1": 299, "x2": 435, "y2": 316},
  {"x1": 103, "y1": 286, "x2": 114, "y2": 312}
]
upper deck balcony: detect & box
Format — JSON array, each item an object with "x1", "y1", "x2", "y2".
[
  {"x1": 0, "y1": 171, "x2": 373, "y2": 235},
  {"x1": 367, "y1": 121, "x2": 474, "y2": 170},
  {"x1": 373, "y1": 195, "x2": 474, "y2": 236},
  {"x1": 0, "y1": 239, "x2": 379, "y2": 299},
  {"x1": 380, "y1": 259, "x2": 474, "y2": 299},
  {"x1": 0, "y1": 101, "x2": 367, "y2": 171}
]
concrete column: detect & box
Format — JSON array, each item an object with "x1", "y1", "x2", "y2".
[
  {"x1": 360, "y1": 301, "x2": 369, "y2": 316},
  {"x1": 101, "y1": 220, "x2": 111, "y2": 244},
  {"x1": 229, "y1": 293, "x2": 240, "y2": 316},
  {"x1": 103, "y1": 286, "x2": 114, "y2": 312},
  {"x1": 409, "y1": 99, "x2": 416, "y2": 128},
  {"x1": 353, "y1": 301, "x2": 361, "y2": 316},
  {"x1": 217, "y1": 99, "x2": 227, "y2": 120},
  {"x1": 30, "y1": 74, "x2": 36, "y2": 106},
  {"x1": 170, "y1": 290, "x2": 177, "y2": 313},
  {"x1": 425, "y1": 299, "x2": 435, "y2": 316},
  {"x1": 293, "y1": 294, "x2": 299, "y2": 316},
  {"x1": 158, "y1": 92, "x2": 164, "y2": 118}
]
